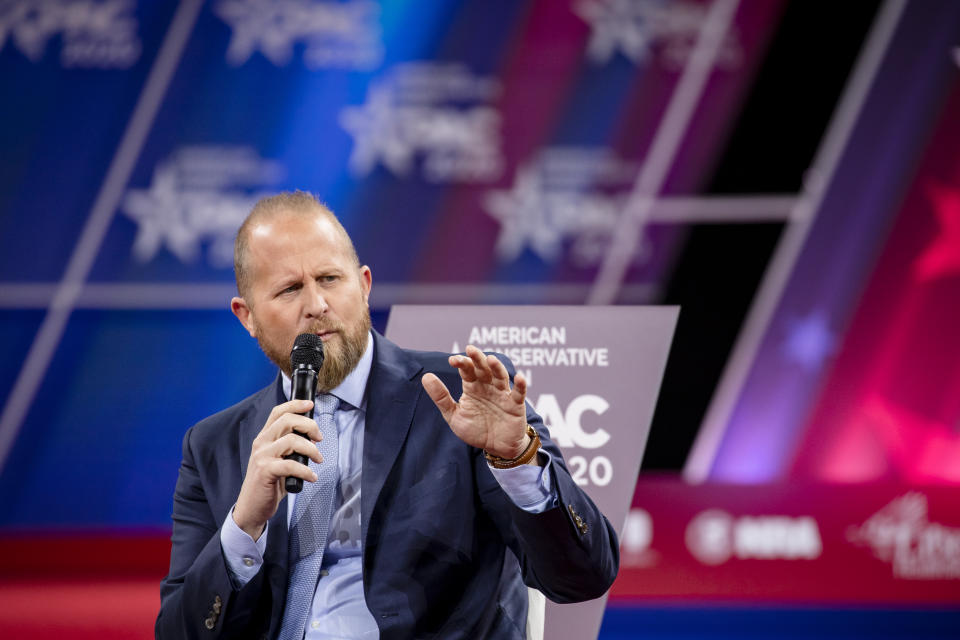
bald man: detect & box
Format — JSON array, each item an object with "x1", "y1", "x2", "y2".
[{"x1": 156, "y1": 192, "x2": 618, "y2": 640}]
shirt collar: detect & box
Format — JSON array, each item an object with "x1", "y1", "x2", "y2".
[{"x1": 281, "y1": 331, "x2": 373, "y2": 410}]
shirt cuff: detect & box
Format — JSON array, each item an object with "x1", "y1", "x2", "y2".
[
  {"x1": 220, "y1": 506, "x2": 268, "y2": 588},
  {"x1": 488, "y1": 450, "x2": 556, "y2": 514}
]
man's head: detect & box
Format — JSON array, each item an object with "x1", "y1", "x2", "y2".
[{"x1": 231, "y1": 191, "x2": 371, "y2": 391}]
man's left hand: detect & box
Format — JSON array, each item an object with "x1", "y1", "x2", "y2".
[{"x1": 422, "y1": 345, "x2": 532, "y2": 460}]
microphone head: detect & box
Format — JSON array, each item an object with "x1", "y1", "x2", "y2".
[{"x1": 290, "y1": 333, "x2": 325, "y2": 370}]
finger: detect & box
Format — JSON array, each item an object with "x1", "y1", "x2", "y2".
[
  {"x1": 268, "y1": 413, "x2": 322, "y2": 442},
  {"x1": 449, "y1": 354, "x2": 478, "y2": 383},
  {"x1": 511, "y1": 371, "x2": 527, "y2": 405},
  {"x1": 422, "y1": 373, "x2": 457, "y2": 424},
  {"x1": 271, "y1": 432, "x2": 323, "y2": 463},
  {"x1": 247, "y1": 452, "x2": 318, "y2": 483},
  {"x1": 266, "y1": 399, "x2": 314, "y2": 425},
  {"x1": 466, "y1": 345, "x2": 494, "y2": 383},
  {"x1": 263, "y1": 400, "x2": 315, "y2": 432},
  {"x1": 269, "y1": 459, "x2": 319, "y2": 483},
  {"x1": 486, "y1": 355, "x2": 511, "y2": 390}
]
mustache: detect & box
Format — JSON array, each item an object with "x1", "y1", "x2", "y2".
[{"x1": 303, "y1": 320, "x2": 344, "y2": 335}]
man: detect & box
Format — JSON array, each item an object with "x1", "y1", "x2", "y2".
[{"x1": 156, "y1": 192, "x2": 618, "y2": 639}]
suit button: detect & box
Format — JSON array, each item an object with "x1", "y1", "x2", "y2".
[
  {"x1": 204, "y1": 617, "x2": 216, "y2": 630},
  {"x1": 568, "y1": 504, "x2": 588, "y2": 534}
]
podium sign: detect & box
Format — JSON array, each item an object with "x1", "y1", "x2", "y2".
[{"x1": 386, "y1": 305, "x2": 677, "y2": 640}]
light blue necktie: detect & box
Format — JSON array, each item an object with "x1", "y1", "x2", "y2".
[{"x1": 278, "y1": 393, "x2": 339, "y2": 640}]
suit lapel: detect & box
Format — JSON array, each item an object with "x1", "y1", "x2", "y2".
[{"x1": 360, "y1": 333, "x2": 423, "y2": 549}]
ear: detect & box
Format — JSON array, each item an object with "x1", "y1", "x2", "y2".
[
  {"x1": 359, "y1": 265, "x2": 372, "y2": 304},
  {"x1": 231, "y1": 296, "x2": 257, "y2": 338}
]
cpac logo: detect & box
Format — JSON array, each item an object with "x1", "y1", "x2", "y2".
[
  {"x1": 484, "y1": 148, "x2": 641, "y2": 264},
  {"x1": 120, "y1": 146, "x2": 284, "y2": 267},
  {"x1": 532, "y1": 393, "x2": 610, "y2": 450},
  {"x1": 339, "y1": 63, "x2": 503, "y2": 183},
  {"x1": 0, "y1": 0, "x2": 141, "y2": 68},
  {"x1": 214, "y1": 0, "x2": 382, "y2": 70},
  {"x1": 847, "y1": 493, "x2": 960, "y2": 580},
  {"x1": 573, "y1": 0, "x2": 741, "y2": 69},
  {"x1": 685, "y1": 510, "x2": 822, "y2": 565}
]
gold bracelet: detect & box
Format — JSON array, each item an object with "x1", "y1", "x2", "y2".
[{"x1": 485, "y1": 425, "x2": 541, "y2": 469}]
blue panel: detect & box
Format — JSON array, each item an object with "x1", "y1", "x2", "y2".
[
  {"x1": 598, "y1": 605, "x2": 960, "y2": 640},
  {"x1": 0, "y1": 310, "x2": 43, "y2": 409},
  {"x1": 0, "y1": 2, "x2": 178, "y2": 281},
  {"x1": 0, "y1": 309, "x2": 275, "y2": 527}
]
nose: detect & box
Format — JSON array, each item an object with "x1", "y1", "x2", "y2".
[{"x1": 303, "y1": 281, "x2": 329, "y2": 318}]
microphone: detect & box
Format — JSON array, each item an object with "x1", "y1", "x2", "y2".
[{"x1": 285, "y1": 333, "x2": 324, "y2": 494}]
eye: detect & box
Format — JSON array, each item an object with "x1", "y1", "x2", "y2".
[
  {"x1": 319, "y1": 275, "x2": 339, "y2": 284},
  {"x1": 277, "y1": 283, "x2": 301, "y2": 296}
]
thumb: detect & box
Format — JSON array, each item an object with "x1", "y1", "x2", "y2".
[{"x1": 421, "y1": 373, "x2": 457, "y2": 424}]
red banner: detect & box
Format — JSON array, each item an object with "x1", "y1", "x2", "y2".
[{"x1": 612, "y1": 478, "x2": 960, "y2": 604}]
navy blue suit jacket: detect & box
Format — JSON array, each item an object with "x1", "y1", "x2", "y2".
[{"x1": 156, "y1": 332, "x2": 618, "y2": 639}]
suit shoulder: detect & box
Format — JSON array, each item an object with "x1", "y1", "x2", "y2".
[{"x1": 401, "y1": 347, "x2": 456, "y2": 373}]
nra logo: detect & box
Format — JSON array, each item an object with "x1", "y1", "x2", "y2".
[{"x1": 685, "y1": 510, "x2": 822, "y2": 565}]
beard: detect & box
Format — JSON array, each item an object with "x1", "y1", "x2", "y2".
[{"x1": 256, "y1": 306, "x2": 372, "y2": 393}]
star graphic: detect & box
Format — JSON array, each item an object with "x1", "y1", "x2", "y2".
[
  {"x1": 215, "y1": 0, "x2": 304, "y2": 66},
  {"x1": 122, "y1": 164, "x2": 200, "y2": 263},
  {"x1": 339, "y1": 83, "x2": 416, "y2": 177},
  {"x1": 782, "y1": 310, "x2": 836, "y2": 371},
  {"x1": 574, "y1": 0, "x2": 653, "y2": 65},
  {"x1": 913, "y1": 180, "x2": 960, "y2": 282},
  {"x1": 4, "y1": 1, "x2": 56, "y2": 61},
  {"x1": 483, "y1": 166, "x2": 562, "y2": 262}
]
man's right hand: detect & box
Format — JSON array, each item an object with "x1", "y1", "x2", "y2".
[{"x1": 232, "y1": 399, "x2": 323, "y2": 540}]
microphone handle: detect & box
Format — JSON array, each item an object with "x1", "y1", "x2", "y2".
[{"x1": 285, "y1": 367, "x2": 318, "y2": 494}]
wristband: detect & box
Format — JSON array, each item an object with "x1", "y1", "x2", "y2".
[{"x1": 485, "y1": 424, "x2": 541, "y2": 469}]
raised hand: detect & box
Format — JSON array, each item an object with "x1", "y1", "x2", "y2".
[{"x1": 421, "y1": 345, "x2": 531, "y2": 461}]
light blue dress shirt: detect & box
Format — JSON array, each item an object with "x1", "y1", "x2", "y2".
[{"x1": 221, "y1": 333, "x2": 555, "y2": 639}]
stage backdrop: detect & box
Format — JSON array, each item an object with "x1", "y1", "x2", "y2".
[{"x1": 0, "y1": 0, "x2": 781, "y2": 532}]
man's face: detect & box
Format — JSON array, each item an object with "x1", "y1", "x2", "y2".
[{"x1": 231, "y1": 211, "x2": 372, "y2": 391}]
